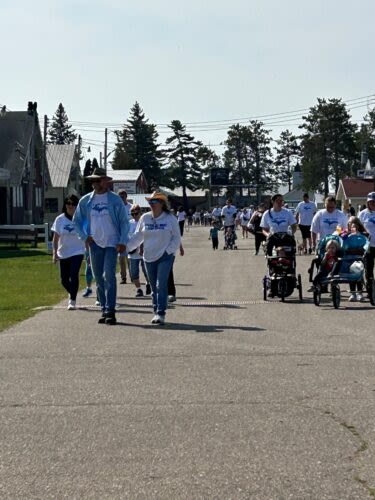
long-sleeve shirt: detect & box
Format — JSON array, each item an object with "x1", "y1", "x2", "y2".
[{"x1": 127, "y1": 211, "x2": 181, "y2": 262}]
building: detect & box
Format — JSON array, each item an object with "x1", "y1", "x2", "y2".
[
  {"x1": 44, "y1": 144, "x2": 82, "y2": 224},
  {"x1": 282, "y1": 163, "x2": 315, "y2": 208},
  {"x1": 107, "y1": 169, "x2": 148, "y2": 194},
  {"x1": 0, "y1": 103, "x2": 44, "y2": 224}
]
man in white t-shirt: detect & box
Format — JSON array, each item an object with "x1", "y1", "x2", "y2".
[
  {"x1": 295, "y1": 193, "x2": 317, "y2": 254},
  {"x1": 221, "y1": 199, "x2": 237, "y2": 233},
  {"x1": 260, "y1": 194, "x2": 297, "y2": 255},
  {"x1": 359, "y1": 191, "x2": 375, "y2": 283},
  {"x1": 117, "y1": 189, "x2": 132, "y2": 284},
  {"x1": 311, "y1": 196, "x2": 348, "y2": 248}
]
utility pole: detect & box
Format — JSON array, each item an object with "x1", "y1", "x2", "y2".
[
  {"x1": 104, "y1": 127, "x2": 108, "y2": 173},
  {"x1": 100, "y1": 152, "x2": 103, "y2": 168},
  {"x1": 41, "y1": 114, "x2": 48, "y2": 221}
]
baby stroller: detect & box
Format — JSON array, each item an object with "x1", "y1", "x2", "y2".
[
  {"x1": 223, "y1": 229, "x2": 238, "y2": 250},
  {"x1": 262, "y1": 232, "x2": 303, "y2": 302},
  {"x1": 309, "y1": 233, "x2": 374, "y2": 308}
]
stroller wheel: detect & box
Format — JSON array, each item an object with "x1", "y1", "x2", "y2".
[
  {"x1": 332, "y1": 284, "x2": 341, "y2": 309},
  {"x1": 297, "y1": 274, "x2": 303, "y2": 302},
  {"x1": 263, "y1": 277, "x2": 267, "y2": 301},
  {"x1": 278, "y1": 278, "x2": 287, "y2": 302},
  {"x1": 367, "y1": 278, "x2": 375, "y2": 306}
]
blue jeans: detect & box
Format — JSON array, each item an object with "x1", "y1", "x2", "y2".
[
  {"x1": 145, "y1": 252, "x2": 175, "y2": 317},
  {"x1": 89, "y1": 242, "x2": 117, "y2": 313}
]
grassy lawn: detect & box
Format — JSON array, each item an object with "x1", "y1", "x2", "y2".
[{"x1": 0, "y1": 244, "x2": 83, "y2": 332}]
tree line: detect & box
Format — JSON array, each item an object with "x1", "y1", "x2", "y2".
[{"x1": 47, "y1": 99, "x2": 375, "y2": 205}]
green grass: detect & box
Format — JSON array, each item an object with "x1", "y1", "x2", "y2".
[{"x1": 0, "y1": 244, "x2": 80, "y2": 331}]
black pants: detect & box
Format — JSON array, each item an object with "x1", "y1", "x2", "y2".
[
  {"x1": 365, "y1": 247, "x2": 375, "y2": 281},
  {"x1": 212, "y1": 237, "x2": 218, "y2": 250},
  {"x1": 179, "y1": 220, "x2": 185, "y2": 236},
  {"x1": 59, "y1": 254, "x2": 84, "y2": 300},
  {"x1": 168, "y1": 267, "x2": 176, "y2": 296},
  {"x1": 254, "y1": 232, "x2": 266, "y2": 253}
]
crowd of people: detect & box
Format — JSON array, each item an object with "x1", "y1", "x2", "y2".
[{"x1": 51, "y1": 167, "x2": 375, "y2": 325}]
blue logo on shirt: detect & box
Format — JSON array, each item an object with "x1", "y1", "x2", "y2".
[
  {"x1": 303, "y1": 206, "x2": 312, "y2": 211},
  {"x1": 273, "y1": 218, "x2": 287, "y2": 226},
  {"x1": 322, "y1": 218, "x2": 338, "y2": 227},
  {"x1": 367, "y1": 216, "x2": 375, "y2": 225},
  {"x1": 92, "y1": 203, "x2": 107, "y2": 214},
  {"x1": 63, "y1": 224, "x2": 75, "y2": 233}
]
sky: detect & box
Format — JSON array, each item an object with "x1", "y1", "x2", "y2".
[{"x1": 1, "y1": 0, "x2": 375, "y2": 163}]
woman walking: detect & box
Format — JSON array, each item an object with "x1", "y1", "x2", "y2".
[
  {"x1": 177, "y1": 206, "x2": 186, "y2": 236},
  {"x1": 127, "y1": 192, "x2": 181, "y2": 325},
  {"x1": 248, "y1": 205, "x2": 266, "y2": 255},
  {"x1": 52, "y1": 195, "x2": 85, "y2": 310}
]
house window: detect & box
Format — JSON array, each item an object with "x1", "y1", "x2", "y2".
[
  {"x1": 12, "y1": 187, "x2": 23, "y2": 207},
  {"x1": 45, "y1": 198, "x2": 58, "y2": 213},
  {"x1": 35, "y1": 187, "x2": 42, "y2": 207}
]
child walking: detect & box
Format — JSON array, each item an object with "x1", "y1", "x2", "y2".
[{"x1": 209, "y1": 223, "x2": 219, "y2": 250}]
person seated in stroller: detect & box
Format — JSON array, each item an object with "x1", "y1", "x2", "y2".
[
  {"x1": 223, "y1": 226, "x2": 238, "y2": 250},
  {"x1": 268, "y1": 246, "x2": 294, "y2": 275},
  {"x1": 312, "y1": 239, "x2": 340, "y2": 287}
]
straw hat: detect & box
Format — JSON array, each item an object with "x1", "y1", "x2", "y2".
[{"x1": 145, "y1": 191, "x2": 168, "y2": 203}]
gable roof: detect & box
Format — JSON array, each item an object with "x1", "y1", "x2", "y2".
[
  {"x1": 283, "y1": 188, "x2": 314, "y2": 202},
  {"x1": 0, "y1": 111, "x2": 39, "y2": 184},
  {"x1": 46, "y1": 144, "x2": 76, "y2": 187},
  {"x1": 339, "y1": 178, "x2": 374, "y2": 198},
  {"x1": 107, "y1": 169, "x2": 143, "y2": 182}
]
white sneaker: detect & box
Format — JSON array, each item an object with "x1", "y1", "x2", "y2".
[
  {"x1": 95, "y1": 300, "x2": 100, "y2": 306},
  {"x1": 348, "y1": 293, "x2": 357, "y2": 302},
  {"x1": 168, "y1": 295, "x2": 176, "y2": 303},
  {"x1": 357, "y1": 293, "x2": 364, "y2": 302},
  {"x1": 151, "y1": 315, "x2": 159, "y2": 324},
  {"x1": 67, "y1": 299, "x2": 76, "y2": 310},
  {"x1": 155, "y1": 315, "x2": 165, "y2": 325}
]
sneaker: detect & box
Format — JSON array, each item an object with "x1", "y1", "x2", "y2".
[
  {"x1": 154, "y1": 315, "x2": 165, "y2": 325},
  {"x1": 145, "y1": 284, "x2": 152, "y2": 295},
  {"x1": 98, "y1": 313, "x2": 107, "y2": 324},
  {"x1": 67, "y1": 299, "x2": 76, "y2": 310},
  {"x1": 95, "y1": 300, "x2": 101, "y2": 306},
  {"x1": 357, "y1": 293, "x2": 364, "y2": 302},
  {"x1": 105, "y1": 313, "x2": 117, "y2": 325},
  {"x1": 307, "y1": 285, "x2": 314, "y2": 292},
  {"x1": 308, "y1": 248, "x2": 312, "y2": 255},
  {"x1": 82, "y1": 287, "x2": 92, "y2": 298},
  {"x1": 151, "y1": 315, "x2": 159, "y2": 324},
  {"x1": 267, "y1": 291, "x2": 274, "y2": 298},
  {"x1": 168, "y1": 295, "x2": 176, "y2": 303},
  {"x1": 348, "y1": 293, "x2": 357, "y2": 302},
  {"x1": 253, "y1": 251, "x2": 259, "y2": 255},
  {"x1": 120, "y1": 278, "x2": 127, "y2": 284},
  {"x1": 136, "y1": 288, "x2": 144, "y2": 298}
]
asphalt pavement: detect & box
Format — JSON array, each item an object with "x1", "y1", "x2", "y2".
[{"x1": 1, "y1": 226, "x2": 374, "y2": 499}]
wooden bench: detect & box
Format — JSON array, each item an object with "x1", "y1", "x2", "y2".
[{"x1": 0, "y1": 225, "x2": 39, "y2": 248}]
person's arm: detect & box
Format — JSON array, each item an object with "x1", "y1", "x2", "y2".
[
  {"x1": 127, "y1": 217, "x2": 145, "y2": 252},
  {"x1": 260, "y1": 211, "x2": 270, "y2": 238},
  {"x1": 310, "y1": 212, "x2": 319, "y2": 248},
  {"x1": 52, "y1": 232, "x2": 59, "y2": 263},
  {"x1": 72, "y1": 199, "x2": 89, "y2": 242},
  {"x1": 166, "y1": 216, "x2": 181, "y2": 255},
  {"x1": 116, "y1": 200, "x2": 129, "y2": 253}
]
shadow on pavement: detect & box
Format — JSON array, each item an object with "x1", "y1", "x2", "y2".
[{"x1": 113, "y1": 322, "x2": 266, "y2": 333}]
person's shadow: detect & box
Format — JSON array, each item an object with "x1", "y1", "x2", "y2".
[{"x1": 113, "y1": 322, "x2": 266, "y2": 333}]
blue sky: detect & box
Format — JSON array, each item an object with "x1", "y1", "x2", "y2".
[{"x1": 1, "y1": 0, "x2": 375, "y2": 162}]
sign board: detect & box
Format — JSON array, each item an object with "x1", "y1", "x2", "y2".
[
  {"x1": 210, "y1": 168, "x2": 229, "y2": 186},
  {"x1": 113, "y1": 181, "x2": 136, "y2": 193}
]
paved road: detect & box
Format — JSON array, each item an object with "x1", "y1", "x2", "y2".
[{"x1": 1, "y1": 227, "x2": 374, "y2": 499}]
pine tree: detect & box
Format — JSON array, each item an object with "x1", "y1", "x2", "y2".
[
  {"x1": 196, "y1": 145, "x2": 221, "y2": 189},
  {"x1": 164, "y1": 120, "x2": 203, "y2": 209},
  {"x1": 300, "y1": 98, "x2": 357, "y2": 195},
  {"x1": 112, "y1": 102, "x2": 163, "y2": 187},
  {"x1": 48, "y1": 103, "x2": 77, "y2": 144},
  {"x1": 274, "y1": 130, "x2": 301, "y2": 191}
]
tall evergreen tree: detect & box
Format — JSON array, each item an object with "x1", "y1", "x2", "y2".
[
  {"x1": 164, "y1": 120, "x2": 203, "y2": 209},
  {"x1": 196, "y1": 145, "x2": 221, "y2": 189},
  {"x1": 112, "y1": 102, "x2": 163, "y2": 187},
  {"x1": 274, "y1": 130, "x2": 301, "y2": 191},
  {"x1": 48, "y1": 103, "x2": 77, "y2": 144},
  {"x1": 300, "y1": 98, "x2": 357, "y2": 195}
]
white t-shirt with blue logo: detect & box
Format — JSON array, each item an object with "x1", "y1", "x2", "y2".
[
  {"x1": 359, "y1": 209, "x2": 375, "y2": 247},
  {"x1": 311, "y1": 209, "x2": 348, "y2": 239},
  {"x1": 260, "y1": 208, "x2": 297, "y2": 234},
  {"x1": 90, "y1": 193, "x2": 117, "y2": 248},
  {"x1": 295, "y1": 201, "x2": 317, "y2": 226},
  {"x1": 221, "y1": 205, "x2": 237, "y2": 226},
  {"x1": 52, "y1": 214, "x2": 85, "y2": 259}
]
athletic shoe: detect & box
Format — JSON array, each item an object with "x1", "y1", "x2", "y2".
[
  {"x1": 98, "y1": 313, "x2": 107, "y2": 324},
  {"x1": 307, "y1": 285, "x2": 314, "y2": 292},
  {"x1": 151, "y1": 315, "x2": 159, "y2": 324},
  {"x1": 67, "y1": 299, "x2": 76, "y2": 310},
  {"x1": 357, "y1": 293, "x2": 364, "y2": 302},
  {"x1": 82, "y1": 287, "x2": 92, "y2": 298},
  {"x1": 95, "y1": 300, "x2": 101, "y2": 306},
  {"x1": 120, "y1": 278, "x2": 127, "y2": 284},
  {"x1": 105, "y1": 313, "x2": 117, "y2": 325},
  {"x1": 136, "y1": 288, "x2": 144, "y2": 298},
  {"x1": 154, "y1": 315, "x2": 165, "y2": 325},
  {"x1": 308, "y1": 248, "x2": 312, "y2": 254},
  {"x1": 168, "y1": 295, "x2": 176, "y2": 303},
  {"x1": 348, "y1": 293, "x2": 357, "y2": 302},
  {"x1": 145, "y1": 284, "x2": 152, "y2": 295},
  {"x1": 253, "y1": 251, "x2": 258, "y2": 255}
]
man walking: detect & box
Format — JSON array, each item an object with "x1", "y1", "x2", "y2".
[
  {"x1": 221, "y1": 199, "x2": 237, "y2": 233},
  {"x1": 311, "y1": 196, "x2": 348, "y2": 248},
  {"x1": 117, "y1": 189, "x2": 132, "y2": 284},
  {"x1": 295, "y1": 193, "x2": 317, "y2": 254},
  {"x1": 74, "y1": 168, "x2": 129, "y2": 325}
]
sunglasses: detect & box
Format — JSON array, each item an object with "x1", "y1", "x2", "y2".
[
  {"x1": 149, "y1": 199, "x2": 161, "y2": 205},
  {"x1": 66, "y1": 202, "x2": 77, "y2": 207}
]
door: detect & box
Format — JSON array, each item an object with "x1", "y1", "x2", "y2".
[{"x1": 0, "y1": 187, "x2": 7, "y2": 224}]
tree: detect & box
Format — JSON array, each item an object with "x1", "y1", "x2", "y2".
[
  {"x1": 224, "y1": 121, "x2": 275, "y2": 202},
  {"x1": 48, "y1": 103, "x2": 77, "y2": 144},
  {"x1": 356, "y1": 108, "x2": 375, "y2": 167},
  {"x1": 274, "y1": 130, "x2": 301, "y2": 191},
  {"x1": 164, "y1": 120, "x2": 203, "y2": 209},
  {"x1": 112, "y1": 102, "x2": 163, "y2": 187},
  {"x1": 196, "y1": 145, "x2": 221, "y2": 189},
  {"x1": 300, "y1": 98, "x2": 357, "y2": 196}
]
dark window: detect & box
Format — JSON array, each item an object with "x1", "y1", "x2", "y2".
[{"x1": 45, "y1": 198, "x2": 58, "y2": 213}]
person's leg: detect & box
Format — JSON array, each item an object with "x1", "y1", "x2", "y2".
[
  {"x1": 168, "y1": 267, "x2": 176, "y2": 297},
  {"x1": 85, "y1": 251, "x2": 93, "y2": 287},
  {"x1": 103, "y1": 247, "x2": 118, "y2": 314},
  {"x1": 119, "y1": 255, "x2": 127, "y2": 283},
  {"x1": 155, "y1": 253, "x2": 175, "y2": 317},
  {"x1": 145, "y1": 260, "x2": 158, "y2": 314},
  {"x1": 129, "y1": 258, "x2": 142, "y2": 292},
  {"x1": 69, "y1": 254, "x2": 84, "y2": 301},
  {"x1": 89, "y1": 242, "x2": 105, "y2": 312},
  {"x1": 254, "y1": 233, "x2": 261, "y2": 254},
  {"x1": 59, "y1": 258, "x2": 71, "y2": 295},
  {"x1": 365, "y1": 247, "x2": 375, "y2": 282},
  {"x1": 179, "y1": 220, "x2": 184, "y2": 236}
]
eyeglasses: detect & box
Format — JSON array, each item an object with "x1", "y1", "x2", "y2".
[
  {"x1": 66, "y1": 202, "x2": 77, "y2": 207},
  {"x1": 149, "y1": 199, "x2": 161, "y2": 205}
]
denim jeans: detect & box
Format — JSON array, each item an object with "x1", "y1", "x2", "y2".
[
  {"x1": 145, "y1": 252, "x2": 175, "y2": 317},
  {"x1": 89, "y1": 242, "x2": 117, "y2": 313}
]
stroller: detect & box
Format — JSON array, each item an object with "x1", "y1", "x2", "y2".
[
  {"x1": 223, "y1": 228, "x2": 238, "y2": 250},
  {"x1": 262, "y1": 232, "x2": 303, "y2": 302},
  {"x1": 309, "y1": 233, "x2": 374, "y2": 308}
]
